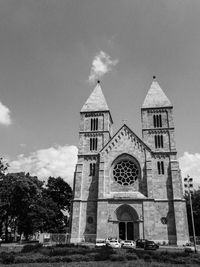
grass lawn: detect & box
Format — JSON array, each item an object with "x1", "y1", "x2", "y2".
[
  {"x1": 1, "y1": 244, "x2": 200, "y2": 266},
  {"x1": 0, "y1": 261, "x2": 200, "y2": 267}
]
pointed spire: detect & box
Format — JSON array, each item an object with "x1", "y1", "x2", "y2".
[
  {"x1": 142, "y1": 77, "x2": 172, "y2": 108},
  {"x1": 81, "y1": 81, "x2": 109, "y2": 112}
]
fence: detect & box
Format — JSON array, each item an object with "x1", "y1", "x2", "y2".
[{"x1": 39, "y1": 233, "x2": 70, "y2": 246}]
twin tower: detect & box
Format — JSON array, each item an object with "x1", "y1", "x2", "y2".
[{"x1": 70, "y1": 78, "x2": 189, "y2": 245}]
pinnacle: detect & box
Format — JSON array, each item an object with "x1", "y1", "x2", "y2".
[
  {"x1": 142, "y1": 78, "x2": 172, "y2": 108},
  {"x1": 81, "y1": 82, "x2": 109, "y2": 112}
]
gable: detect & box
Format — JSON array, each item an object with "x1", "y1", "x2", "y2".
[{"x1": 100, "y1": 124, "x2": 151, "y2": 156}]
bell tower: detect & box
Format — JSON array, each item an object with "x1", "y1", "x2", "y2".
[
  {"x1": 71, "y1": 81, "x2": 113, "y2": 243},
  {"x1": 141, "y1": 77, "x2": 189, "y2": 245}
]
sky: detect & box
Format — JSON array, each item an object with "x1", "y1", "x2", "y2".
[{"x1": 0, "y1": 0, "x2": 200, "y2": 187}]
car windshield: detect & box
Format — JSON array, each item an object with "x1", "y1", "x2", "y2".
[{"x1": 147, "y1": 241, "x2": 154, "y2": 244}]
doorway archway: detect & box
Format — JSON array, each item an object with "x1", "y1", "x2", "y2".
[{"x1": 116, "y1": 205, "x2": 139, "y2": 240}]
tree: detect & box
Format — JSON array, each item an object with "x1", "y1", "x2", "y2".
[
  {"x1": 185, "y1": 189, "x2": 200, "y2": 236},
  {"x1": 0, "y1": 170, "x2": 73, "y2": 241},
  {"x1": 0, "y1": 172, "x2": 43, "y2": 241},
  {"x1": 45, "y1": 177, "x2": 72, "y2": 213}
]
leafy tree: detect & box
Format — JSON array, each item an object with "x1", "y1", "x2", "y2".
[
  {"x1": 45, "y1": 176, "x2": 73, "y2": 213},
  {"x1": 0, "y1": 172, "x2": 43, "y2": 241},
  {"x1": 0, "y1": 165, "x2": 73, "y2": 241},
  {"x1": 185, "y1": 189, "x2": 200, "y2": 236}
]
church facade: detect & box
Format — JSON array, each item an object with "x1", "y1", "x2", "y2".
[{"x1": 70, "y1": 78, "x2": 189, "y2": 245}]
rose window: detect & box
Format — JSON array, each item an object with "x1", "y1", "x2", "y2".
[{"x1": 113, "y1": 160, "x2": 139, "y2": 186}]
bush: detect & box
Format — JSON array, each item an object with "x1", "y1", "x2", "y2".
[
  {"x1": 94, "y1": 246, "x2": 114, "y2": 261},
  {"x1": 40, "y1": 246, "x2": 93, "y2": 257},
  {"x1": 126, "y1": 253, "x2": 138, "y2": 261},
  {"x1": 21, "y1": 243, "x2": 43, "y2": 253},
  {"x1": 109, "y1": 254, "x2": 127, "y2": 261},
  {"x1": 69, "y1": 254, "x2": 91, "y2": 262},
  {"x1": 143, "y1": 254, "x2": 152, "y2": 262},
  {"x1": 1, "y1": 252, "x2": 15, "y2": 264}
]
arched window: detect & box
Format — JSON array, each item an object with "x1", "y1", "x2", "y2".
[
  {"x1": 159, "y1": 114, "x2": 162, "y2": 127},
  {"x1": 157, "y1": 161, "x2": 164, "y2": 175},
  {"x1": 89, "y1": 163, "x2": 96, "y2": 176},
  {"x1": 161, "y1": 161, "x2": 164, "y2": 174},
  {"x1": 154, "y1": 135, "x2": 157, "y2": 148},
  {"x1": 153, "y1": 114, "x2": 162, "y2": 128},
  {"x1": 160, "y1": 135, "x2": 163, "y2": 148},
  {"x1": 90, "y1": 138, "x2": 98, "y2": 151},
  {"x1": 155, "y1": 135, "x2": 163, "y2": 148},
  {"x1": 157, "y1": 161, "x2": 161, "y2": 174},
  {"x1": 153, "y1": 115, "x2": 156, "y2": 128},
  {"x1": 91, "y1": 118, "x2": 98, "y2": 131}
]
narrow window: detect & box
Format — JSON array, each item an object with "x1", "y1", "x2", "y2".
[
  {"x1": 92, "y1": 163, "x2": 96, "y2": 176},
  {"x1": 157, "y1": 135, "x2": 160, "y2": 148},
  {"x1": 157, "y1": 161, "x2": 161, "y2": 174},
  {"x1": 92, "y1": 138, "x2": 95, "y2": 150},
  {"x1": 91, "y1": 118, "x2": 98, "y2": 131},
  {"x1": 156, "y1": 115, "x2": 159, "y2": 128},
  {"x1": 159, "y1": 115, "x2": 162, "y2": 127},
  {"x1": 95, "y1": 118, "x2": 98, "y2": 130},
  {"x1": 89, "y1": 163, "x2": 92, "y2": 176},
  {"x1": 91, "y1": 119, "x2": 93, "y2": 131},
  {"x1": 90, "y1": 138, "x2": 98, "y2": 151},
  {"x1": 160, "y1": 135, "x2": 163, "y2": 148},
  {"x1": 161, "y1": 161, "x2": 164, "y2": 174},
  {"x1": 95, "y1": 138, "x2": 98, "y2": 150},
  {"x1": 155, "y1": 135, "x2": 157, "y2": 148},
  {"x1": 153, "y1": 115, "x2": 156, "y2": 128}
]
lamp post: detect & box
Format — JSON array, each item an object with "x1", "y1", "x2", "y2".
[{"x1": 184, "y1": 175, "x2": 197, "y2": 253}]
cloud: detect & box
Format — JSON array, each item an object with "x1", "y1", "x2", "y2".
[
  {"x1": 0, "y1": 101, "x2": 12, "y2": 125},
  {"x1": 88, "y1": 51, "x2": 118, "y2": 83},
  {"x1": 179, "y1": 152, "x2": 200, "y2": 188},
  {"x1": 9, "y1": 145, "x2": 78, "y2": 186}
]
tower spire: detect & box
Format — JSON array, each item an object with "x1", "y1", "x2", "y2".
[
  {"x1": 81, "y1": 81, "x2": 109, "y2": 112},
  {"x1": 142, "y1": 77, "x2": 172, "y2": 108}
]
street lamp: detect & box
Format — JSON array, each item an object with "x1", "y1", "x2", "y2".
[{"x1": 184, "y1": 175, "x2": 197, "y2": 253}]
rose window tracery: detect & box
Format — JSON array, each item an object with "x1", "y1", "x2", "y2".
[{"x1": 113, "y1": 160, "x2": 139, "y2": 186}]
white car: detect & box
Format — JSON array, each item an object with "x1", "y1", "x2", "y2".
[
  {"x1": 184, "y1": 246, "x2": 195, "y2": 253},
  {"x1": 122, "y1": 240, "x2": 136, "y2": 249},
  {"x1": 106, "y1": 240, "x2": 121, "y2": 248},
  {"x1": 95, "y1": 240, "x2": 106, "y2": 247}
]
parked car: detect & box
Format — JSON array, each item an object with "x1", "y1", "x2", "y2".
[
  {"x1": 95, "y1": 240, "x2": 106, "y2": 247},
  {"x1": 106, "y1": 239, "x2": 121, "y2": 248},
  {"x1": 136, "y1": 239, "x2": 148, "y2": 248},
  {"x1": 184, "y1": 245, "x2": 195, "y2": 253},
  {"x1": 144, "y1": 240, "x2": 159, "y2": 250},
  {"x1": 122, "y1": 240, "x2": 136, "y2": 249}
]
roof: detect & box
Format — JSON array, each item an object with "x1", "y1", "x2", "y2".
[
  {"x1": 81, "y1": 82, "x2": 109, "y2": 112},
  {"x1": 142, "y1": 77, "x2": 172, "y2": 108}
]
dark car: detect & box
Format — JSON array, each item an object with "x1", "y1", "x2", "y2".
[
  {"x1": 144, "y1": 240, "x2": 159, "y2": 250},
  {"x1": 136, "y1": 239, "x2": 148, "y2": 248}
]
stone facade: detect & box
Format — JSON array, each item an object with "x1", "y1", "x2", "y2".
[{"x1": 70, "y1": 79, "x2": 189, "y2": 245}]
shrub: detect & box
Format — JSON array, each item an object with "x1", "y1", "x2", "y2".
[
  {"x1": 21, "y1": 243, "x2": 43, "y2": 253},
  {"x1": 40, "y1": 246, "x2": 93, "y2": 257},
  {"x1": 1, "y1": 252, "x2": 15, "y2": 264},
  {"x1": 69, "y1": 254, "x2": 91, "y2": 262},
  {"x1": 94, "y1": 246, "x2": 114, "y2": 261},
  {"x1": 143, "y1": 254, "x2": 152, "y2": 262},
  {"x1": 126, "y1": 253, "x2": 138, "y2": 261},
  {"x1": 109, "y1": 254, "x2": 127, "y2": 261}
]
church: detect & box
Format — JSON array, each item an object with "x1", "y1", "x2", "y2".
[{"x1": 70, "y1": 77, "x2": 189, "y2": 245}]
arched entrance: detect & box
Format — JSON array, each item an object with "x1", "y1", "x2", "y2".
[{"x1": 116, "y1": 205, "x2": 139, "y2": 241}]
